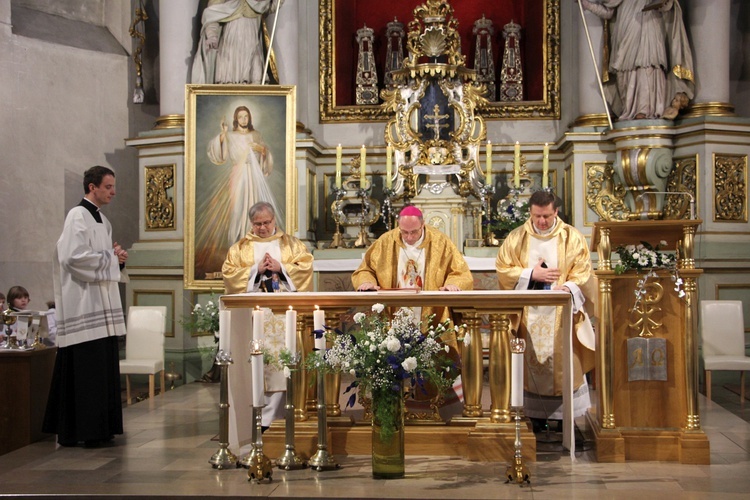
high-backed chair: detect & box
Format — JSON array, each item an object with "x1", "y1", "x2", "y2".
[
  {"x1": 119, "y1": 306, "x2": 167, "y2": 405},
  {"x1": 700, "y1": 300, "x2": 750, "y2": 403}
]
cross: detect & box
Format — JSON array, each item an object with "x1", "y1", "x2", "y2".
[{"x1": 424, "y1": 104, "x2": 449, "y2": 140}]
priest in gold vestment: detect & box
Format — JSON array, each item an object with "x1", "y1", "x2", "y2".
[
  {"x1": 351, "y1": 205, "x2": 473, "y2": 350},
  {"x1": 495, "y1": 191, "x2": 596, "y2": 423},
  {"x1": 223, "y1": 201, "x2": 313, "y2": 427}
]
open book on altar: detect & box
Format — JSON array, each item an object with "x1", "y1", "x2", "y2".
[{"x1": 377, "y1": 288, "x2": 420, "y2": 294}]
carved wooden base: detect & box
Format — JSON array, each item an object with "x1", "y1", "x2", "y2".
[
  {"x1": 587, "y1": 410, "x2": 710, "y2": 464},
  {"x1": 260, "y1": 417, "x2": 537, "y2": 463}
]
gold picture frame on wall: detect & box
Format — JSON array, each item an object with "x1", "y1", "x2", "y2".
[
  {"x1": 185, "y1": 85, "x2": 297, "y2": 290},
  {"x1": 319, "y1": 0, "x2": 560, "y2": 122}
]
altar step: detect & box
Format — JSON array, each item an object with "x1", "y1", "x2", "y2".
[{"x1": 261, "y1": 417, "x2": 537, "y2": 463}]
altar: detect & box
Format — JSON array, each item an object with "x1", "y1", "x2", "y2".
[{"x1": 220, "y1": 290, "x2": 576, "y2": 462}]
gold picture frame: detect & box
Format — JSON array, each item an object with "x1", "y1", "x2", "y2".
[
  {"x1": 319, "y1": 0, "x2": 560, "y2": 122},
  {"x1": 185, "y1": 84, "x2": 297, "y2": 290}
]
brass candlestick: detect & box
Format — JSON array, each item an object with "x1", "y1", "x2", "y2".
[
  {"x1": 208, "y1": 349, "x2": 238, "y2": 469},
  {"x1": 481, "y1": 184, "x2": 499, "y2": 247},
  {"x1": 247, "y1": 347, "x2": 273, "y2": 482},
  {"x1": 329, "y1": 187, "x2": 346, "y2": 249},
  {"x1": 506, "y1": 337, "x2": 530, "y2": 485},
  {"x1": 277, "y1": 357, "x2": 307, "y2": 470},
  {"x1": 352, "y1": 188, "x2": 372, "y2": 248},
  {"x1": 308, "y1": 366, "x2": 339, "y2": 471}
]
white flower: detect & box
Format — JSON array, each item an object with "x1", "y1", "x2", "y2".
[
  {"x1": 369, "y1": 343, "x2": 377, "y2": 352},
  {"x1": 349, "y1": 368, "x2": 356, "y2": 376},
  {"x1": 283, "y1": 366, "x2": 291, "y2": 378},
  {"x1": 632, "y1": 252, "x2": 640, "y2": 260},
  {"x1": 444, "y1": 345, "x2": 450, "y2": 353},
  {"x1": 401, "y1": 356, "x2": 417, "y2": 372},
  {"x1": 385, "y1": 336, "x2": 401, "y2": 352},
  {"x1": 372, "y1": 303, "x2": 385, "y2": 313},
  {"x1": 193, "y1": 303, "x2": 202, "y2": 311},
  {"x1": 678, "y1": 290, "x2": 686, "y2": 298},
  {"x1": 354, "y1": 312, "x2": 366, "y2": 324},
  {"x1": 463, "y1": 332, "x2": 471, "y2": 346},
  {"x1": 659, "y1": 240, "x2": 668, "y2": 247},
  {"x1": 207, "y1": 300, "x2": 214, "y2": 307}
]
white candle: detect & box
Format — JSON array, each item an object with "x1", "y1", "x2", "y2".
[
  {"x1": 360, "y1": 145, "x2": 367, "y2": 188},
  {"x1": 219, "y1": 309, "x2": 231, "y2": 353},
  {"x1": 486, "y1": 140, "x2": 492, "y2": 185},
  {"x1": 251, "y1": 353, "x2": 265, "y2": 407},
  {"x1": 514, "y1": 141, "x2": 521, "y2": 188},
  {"x1": 386, "y1": 145, "x2": 393, "y2": 189},
  {"x1": 511, "y1": 351, "x2": 524, "y2": 407},
  {"x1": 285, "y1": 306, "x2": 297, "y2": 353},
  {"x1": 252, "y1": 306, "x2": 264, "y2": 343},
  {"x1": 335, "y1": 144, "x2": 342, "y2": 189},
  {"x1": 542, "y1": 142, "x2": 549, "y2": 189},
  {"x1": 313, "y1": 305, "x2": 326, "y2": 351}
]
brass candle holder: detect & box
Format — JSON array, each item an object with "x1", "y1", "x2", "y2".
[
  {"x1": 506, "y1": 337, "x2": 530, "y2": 485},
  {"x1": 208, "y1": 349, "x2": 238, "y2": 469},
  {"x1": 276, "y1": 355, "x2": 307, "y2": 470},
  {"x1": 246, "y1": 344, "x2": 273, "y2": 482},
  {"x1": 308, "y1": 365, "x2": 340, "y2": 471}
]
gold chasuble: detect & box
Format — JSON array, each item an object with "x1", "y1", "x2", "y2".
[
  {"x1": 495, "y1": 217, "x2": 596, "y2": 416},
  {"x1": 352, "y1": 225, "x2": 473, "y2": 349},
  {"x1": 223, "y1": 230, "x2": 313, "y2": 295}
]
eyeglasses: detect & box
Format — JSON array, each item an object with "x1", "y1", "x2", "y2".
[{"x1": 252, "y1": 219, "x2": 274, "y2": 228}]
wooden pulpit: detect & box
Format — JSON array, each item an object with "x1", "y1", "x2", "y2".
[{"x1": 589, "y1": 220, "x2": 710, "y2": 464}]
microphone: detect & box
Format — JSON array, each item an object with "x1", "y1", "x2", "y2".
[{"x1": 635, "y1": 191, "x2": 695, "y2": 220}]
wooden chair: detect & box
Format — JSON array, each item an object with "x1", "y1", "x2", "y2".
[
  {"x1": 700, "y1": 300, "x2": 750, "y2": 403},
  {"x1": 119, "y1": 306, "x2": 167, "y2": 405}
]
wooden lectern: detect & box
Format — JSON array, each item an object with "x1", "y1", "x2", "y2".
[{"x1": 589, "y1": 220, "x2": 710, "y2": 464}]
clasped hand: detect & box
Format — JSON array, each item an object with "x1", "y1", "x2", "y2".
[
  {"x1": 533, "y1": 258, "x2": 560, "y2": 284},
  {"x1": 258, "y1": 253, "x2": 281, "y2": 274},
  {"x1": 113, "y1": 242, "x2": 128, "y2": 264}
]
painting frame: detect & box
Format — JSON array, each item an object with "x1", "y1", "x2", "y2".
[
  {"x1": 185, "y1": 84, "x2": 297, "y2": 290},
  {"x1": 318, "y1": 0, "x2": 560, "y2": 122}
]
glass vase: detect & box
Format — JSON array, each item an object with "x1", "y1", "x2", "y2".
[{"x1": 371, "y1": 392, "x2": 405, "y2": 479}]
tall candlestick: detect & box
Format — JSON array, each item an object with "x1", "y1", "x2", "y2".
[
  {"x1": 219, "y1": 309, "x2": 231, "y2": 353},
  {"x1": 252, "y1": 353, "x2": 265, "y2": 407},
  {"x1": 335, "y1": 144, "x2": 342, "y2": 189},
  {"x1": 385, "y1": 145, "x2": 393, "y2": 189},
  {"x1": 511, "y1": 351, "x2": 524, "y2": 407},
  {"x1": 542, "y1": 142, "x2": 549, "y2": 189},
  {"x1": 514, "y1": 141, "x2": 521, "y2": 188},
  {"x1": 285, "y1": 306, "x2": 297, "y2": 353},
  {"x1": 253, "y1": 306, "x2": 265, "y2": 343},
  {"x1": 486, "y1": 140, "x2": 492, "y2": 185},
  {"x1": 359, "y1": 145, "x2": 367, "y2": 188},
  {"x1": 313, "y1": 306, "x2": 326, "y2": 351}
]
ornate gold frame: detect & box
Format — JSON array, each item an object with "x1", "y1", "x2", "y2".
[
  {"x1": 184, "y1": 85, "x2": 297, "y2": 290},
  {"x1": 319, "y1": 0, "x2": 560, "y2": 122}
]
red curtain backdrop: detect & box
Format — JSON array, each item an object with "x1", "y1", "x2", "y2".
[{"x1": 334, "y1": 0, "x2": 544, "y2": 106}]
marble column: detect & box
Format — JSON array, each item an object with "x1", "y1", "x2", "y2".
[
  {"x1": 575, "y1": 7, "x2": 609, "y2": 127},
  {"x1": 157, "y1": 0, "x2": 200, "y2": 128},
  {"x1": 686, "y1": 0, "x2": 733, "y2": 116}
]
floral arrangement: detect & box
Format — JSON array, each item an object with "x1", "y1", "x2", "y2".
[
  {"x1": 490, "y1": 197, "x2": 529, "y2": 236},
  {"x1": 181, "y1": 295, "x2": 220, "y2": 343},
  {"x1": 320, "y1": 304, "x2": 456, "y2": 440},
  {"x1": 615, "y1": 241, "x2": 684, "y2": 304}
]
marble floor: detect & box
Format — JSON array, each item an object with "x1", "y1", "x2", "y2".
[{"x1": 1, "y1": 376, "x2": 749, "y2": 499}]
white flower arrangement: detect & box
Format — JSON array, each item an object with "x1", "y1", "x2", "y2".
[
  {"x1": 320, "y1": 304, "x2": 457, "y2": 440},
  {"x1": 181, "y1": 295, "x2": 220, "y2": 342},
  {"x1": 615, "y1": 240, "x2": 684, "y2": 305}
]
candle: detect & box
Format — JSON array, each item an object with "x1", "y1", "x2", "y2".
[
  {"x1": 219, "y1": 309, "x2": 231, "y2": 353},
  {"x1": 285, "y1": 306, "x2": 297, "y2": 353},
  {"x1": 542, "y1": 142, "x2": 549, "y2": 189},
  {"x1": 335, "y1": 144, "x2": 342, "y2": 189},
  {"x1": 514, "y1": 141, "x2": 521, "y2": 188},
  {"x1": 313, "y1": 305, "x2": 326, "y2": 351},
  {"x1": 251, "y1": 353, "x2": 265, "y2": 407},
  {"x1": 486, "y1": 140, "x2": 492, "y2": 185},
  {"x1": 386, "y1": 145, "x2": 393, "y2": 189},
  {"x1": 511, "y1": 351, "x2": 524, "y2": 407},
  {"x1": 360, "y1": 145, "x2": 367, "y2": 188},
  {"x1": 252, "y1": 306, "x2": 264, "y2": 343}
]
